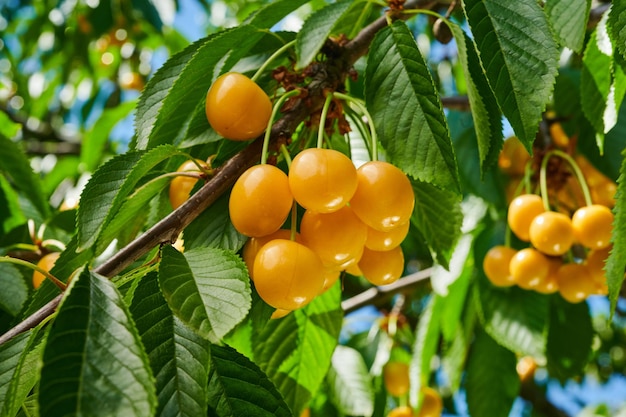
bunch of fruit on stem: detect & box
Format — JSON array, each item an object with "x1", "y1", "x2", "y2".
[
  {"x1": 169, "y1": 71, "x2": 415, "y2": 316},
  {"x1": 232, "y1": 150, "x2": 414, "y2": 315},
  {"x1": 485, "y1": 134, "x2": 615, "y2": 303},
  {"x1": 383, "y1": 360, "x2": 443, "y2": 417}
]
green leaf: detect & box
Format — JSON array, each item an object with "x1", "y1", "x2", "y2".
[
  {"x1": 77, "y1": 144, "x2": 178, "y2": 251},
  {"x1": 295, "y1": 0, "x2": 355, "y2": 69},
  {"x1": 134, "y1": 26, "x2": 264, "y2": 150},
  {"x1": 134, "y1": 37, "x2": 210, "y2": 150},
  {"x1": 474, "y1": 273, "x2": 548, "y2": 360},
  {"x1": 244, "y1": 0, "x2": 310, "y2": 29},
  {"x1": 0, "y1": 111, "x2": 20, "y2": 138},
  {"x1": 610, "y1": 1, "x2": 626, "y2": 60},
  {"x1": 158, "y1": 245, "x2": 251, "y2": 342},
  {"x1": 365, "y1": 21, "x2": 459, "y2": 191},
  {"x1": 409, "y1": 295, "x2": 443, "y2": 407},
  {"x1": 581, "y1": 21, "x2": 626, "y2": 151},
  {"x1": 182, "y1": 193, "x2": 248, "y2": 252},
  {"x1": 130, "y1": 272, "x2": 210, "y2": 417},
  {"x1": 466, "y1": 330, "x2": 520, "y2": 417},
  {"x1": 463, "y1": 0, "x2": 559, "y2": 148},
  {"x1": 253, "y1": 284, "x2": 343, "y2": 415},
  {"x1": 449, "y1": 23, "x2": 503, "y2": 174},
  {"x1": 327, "y1": 345, "x2": 374, "y2": 416},
  {"x1": 207, "y1": 344, "x2": 291, "y2": 417},
  {"x1": 98, "y1": 174, "x2": 171, "y2": 253},
  {"x1": 0, "y1": 330, "x2": 42, "y2": 417},
  {"x1": 81, "y1": 100, "x2": 137, "y2": 172},
  {"x1": 546, "y1": 296, "x2": 593, "y2": 382},
  {"x1": 0, "y1": 263, "x2": 27, "y2": 316},
  {"x1": 0, "y1": 134, "x2": 49, "y2": 218},
  {"x1": 39, "y1": 268, "x2": 157, "y2": 417},
  {"x1": 545, "y1": 0, "x2": 590, "y2": 52},
  {"x1": 0, "y1": 331, "x2": 31, "y2": 416},
  {"x1": 411, "y1": 180, "x2": 462, "y2": 269},
  {"x1": 605, "y1": 149, "x2": 626, "y2": 314}
]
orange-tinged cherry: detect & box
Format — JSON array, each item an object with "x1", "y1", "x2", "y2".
[
  {"x1": 509, "y1": 248, "x2": 550, "y2": 288},
  {"x1": 508, "y1": 194, "x2": 544, "y2": 241},
  {"x1": 205, "y1": 72, "x2": 272, "y2": 141},
  {"x1": 365, "y1": 221, "x2": 410, "y2": 251},
  {"x1": 572, "y1": 204, "x2": 613, "y2": 249},
  {"x1": 169, "y1": 159, "x2": 207, "y2": 210},
  {"x1": 229, "y1": 165, "x2": 293, "y2": 238},
  {"x1": 289, "y1": 148, "x2": 358, "y2": 213},
  {"x1": 32, "y1": 252, "x2": 60, "y2": 289},
  {"x1": 529, "y1": 211, "x2": 574, "y2": 256},
  {"x1": 555, "y1": 263, "x2": 596, "y2": 303},
  {"x1": 359, "y1": 246, "x2": 404, "y2": 286},
  {"x1": 482, "y1": 246, "x2": 517, "y2": 287},
  {"x1": 349, "y1": 161, "x2": 415, "y2": 231},
  {"x1": 300, "y1": 206, "x2": 367, "y2": 268},
  {"x1": 253, "y1": 239, "x2": 324, "y2": 310}
]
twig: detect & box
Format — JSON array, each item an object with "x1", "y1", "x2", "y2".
[{"x1": 342, "y1": 268, "x2": 433, "y2": 313}]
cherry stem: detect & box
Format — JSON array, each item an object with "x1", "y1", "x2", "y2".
[
  {"x1": 0, "y1": 256, "x2": 67, "y2": 291},
  {"x1": 278, "y1": 144, "x2": 298, "y2": 242},
  {"x1": 317, "y1": 93, "x2": 334, "y2": 148},
  {"x1": 539, "y1": 149, "x2": 593, "y2": 211},
  {"x1": 261, "y1": 89, "x2": 301, "y2": 165},
  {"x1": 333, "y1": 92, "x2": 379, "y2": 161},
  {"x1": 251, "y1": 39, "x2": 296, "y2": 83}
]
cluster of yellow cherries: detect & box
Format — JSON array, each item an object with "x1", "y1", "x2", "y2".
[
  {"x1": 484, "y1": 135, "x2": 615, "y2": 303},
  {"x1": 169, "y1": 72, "x2": 414, "y2": 317}
]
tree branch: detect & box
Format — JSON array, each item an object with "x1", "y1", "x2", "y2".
[{"x1": 342, "y1": 268, "x2": 433, "y2": 313}]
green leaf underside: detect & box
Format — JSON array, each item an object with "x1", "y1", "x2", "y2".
[
  {"x1": 466, "y1": 330, "x2": 520, "y2": 417},
  {"x1": 463, "y1": 0, "x2": 559, "y2": 149},
  {"x1": 411, "y1": 181, "x2": 463, "y2": 269},
  {"x1": 158, "y1": 245, "x2": 251, "y2": 342},
  {"x1": 0, "y1": 134, "x2": 49, "y2": 218},
  {"x1": 207, "y1": 344, "x2": 292, "y2": 417},
  {"x1": 365, "y1": 21, "x2": 459, "y2": 191},
  {"x1": 474, "y1": 275, "x2": 547, "y2": 360},
  {"x1": 609, "y1": 2, "x2": 626, "y2": 60},
  {"x1": 605, "y1": 148, "x2": 626, "y2": 314},
  {"x1": 450, "y1": 24, "x2": 503, "y2": 175},
  {"x1": 77, "y1": 144, "x2": 179, "y2": 251},
  {"x1": 409, "y1": 295, "x2": 443, "y2": 406},
  {"x1": 130, "y1": 272, "x2": 210, "y2": 417},
  {"x1": 98, "y1": 174, "x2": 171, "y2": 253},
  {"x1": 39, "y1": 268, "x2": 156, "y2": 417},
  {"x1": 547, "y1": 297, "x2": 593, "y2": 381},
  {"x1": 545, "y1": 0, "x2": 590, "y2": 52},
  {"x1": 134, "y1": 26, "x2": 264, "y2": 150},
  {"x1": 253, "y1": 284, "x2": 343, "y2": 415},
  {"x1": 182, "y1": 193, "x2": 248, "y2": 252},
  {"x1": 327, "y1": 345, "x2": 374, "y2": 416},
  {"x1": 0, "y1": 263, "x2": 28, "y2": 316},
  {"x1": 296, "y1": 0, "x2": 354, "y2": 69}
]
